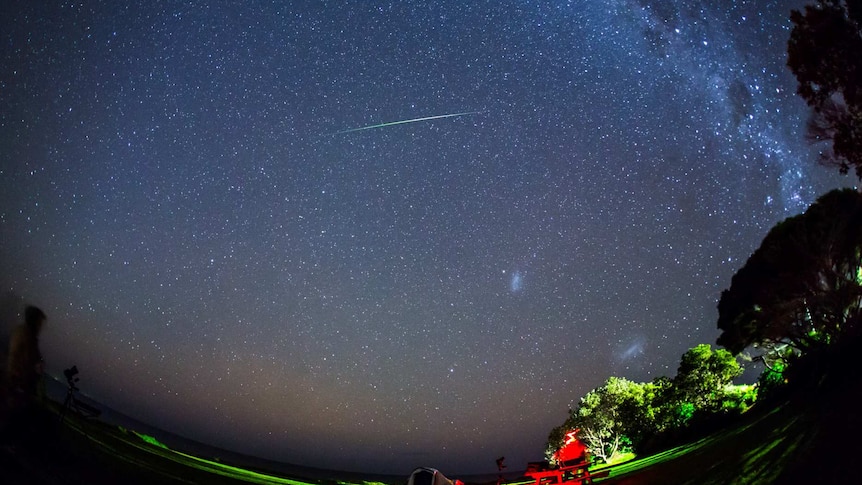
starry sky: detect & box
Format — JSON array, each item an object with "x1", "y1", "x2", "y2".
[{"x1": 0, "y1": 0, "x2": 853, "y2": 476}]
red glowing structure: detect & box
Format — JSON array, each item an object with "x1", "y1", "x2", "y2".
[
  {"x1": 525, "y1": 429, "x2": 603, "y2": 485},
  {"x1": 553, "y1": 430, "x2": 588, "y2": 464}
]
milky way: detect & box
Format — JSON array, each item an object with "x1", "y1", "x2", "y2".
[{"x1": 0, "y1": 0, "x2": 851, "y2": 475}]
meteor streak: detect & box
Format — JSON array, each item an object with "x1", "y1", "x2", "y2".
[{"x1": 334, "y1": 111, "x2": 480, "y2": 134}]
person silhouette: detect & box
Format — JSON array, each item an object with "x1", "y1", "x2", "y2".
[{"x1": 6, "y1": 305, "x2": 47, "y2": 411}]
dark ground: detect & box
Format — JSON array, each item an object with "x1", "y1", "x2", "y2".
[{"x1": 2, "y1": 352, "x2": 861, "y2": 485}]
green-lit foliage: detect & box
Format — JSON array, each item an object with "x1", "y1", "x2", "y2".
[
  {"x1": 757, "y1": 361, "x2": 788, "y2": 398},
  {"x1": 720, "y1": 385, "x2": 758, "y2": 414},
  {"x1": 717, "y1": 188, "x2": 862, "y2": 356},
  {"x1": 621, "y1": 376, "x2": 674, "y2": 447},
  {"x1": 674, "y1": 344, "x2": 744, "y2": 412},
  {"x1": 673, "y1": 402, "x2": 695, "y2": 428},
  {"x1": 547, "y1": 344, "x2": 760, "y2": 463},
  {"x1": 554, "y1": 377, "x2": 643, "y2": 463}
]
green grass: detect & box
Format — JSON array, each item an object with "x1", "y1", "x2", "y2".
[
  {"x1": 131, "y1": 430, "x2": 170, "y2": 449},
  {"x1": 47, "y1": 408, "x2": 377, "y2": 485}
]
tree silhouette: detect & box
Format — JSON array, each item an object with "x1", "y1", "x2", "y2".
[
  {"x1": 717, "y1": 188, "x2": 862, "y2": 356},
  {"x1": 788, "y1": 0, "x2": 862, "y2": 177}
]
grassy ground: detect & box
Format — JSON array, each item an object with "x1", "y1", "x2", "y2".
[
  {"x1": 588, "y1": 357, "x2": 862, "y2": 484},
  {"x1": 2, "y1": 365, "x2": 859, "y2": 485},
  {"x1": 587, "y1": 401, "x2": 815, "y2": 484}
]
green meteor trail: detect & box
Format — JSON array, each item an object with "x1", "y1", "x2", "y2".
[{"x1": 334, "y1": 111, "x2": 480, "y2": 134}]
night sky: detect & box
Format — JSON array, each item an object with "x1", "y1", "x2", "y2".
[{"x1": 0, "y1": 0, "x2": 853, "y2": 476}]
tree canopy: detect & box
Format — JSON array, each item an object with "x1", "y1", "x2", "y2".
[
  {"x1": 717, "y1": 188, "x2": 862, "y2": 355},
  {"x1": 556, "y1": 376, "x2": 643, "y2": 463},
  {"x1": 546, "y1": 346, "x2": 750, "y2": 463},
  {"x1": 674, "y1": 344, "x2": 743, "y2": 411},
  {"x1": 788, "y1": 0, "x2": 862, "y2": 177}
]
